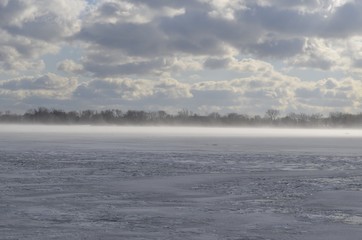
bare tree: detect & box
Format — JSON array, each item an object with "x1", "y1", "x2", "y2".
[{"x1": 265, "y1": 109, "x2": 280, "y2": 121}]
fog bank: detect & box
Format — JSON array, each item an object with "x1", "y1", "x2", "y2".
[{"x1": 1, "y1": 125, "x2": 362, "y2": 138}]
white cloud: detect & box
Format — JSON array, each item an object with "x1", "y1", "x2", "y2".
[
  {"x1": 287, "y1": 38, "x2": 345, "y2": 70},
  {"x1": 57, "y1": 59, "x2": 85, "y2": 75},
  {"x1": 154, "y1": 78, "x2": 193, "y2": 99},
  {"x1": 0, "y1": 0, "x2": 86, "y2": 73},
  {"x1": 73, "y1": 77, "x2": 192, "y2": 101},
  {"x1": 1, "y1": 69, "x2": 362, "y2": 114},
  {"x1": 0, "y1": 73, "x2": 78, "y2": 100},
  {"x1": 295, "y1": 77, "x2": 362, "y2": 112}
]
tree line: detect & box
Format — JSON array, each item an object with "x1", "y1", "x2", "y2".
[{"x1": 1, "y1": 107, "x2": 362, "y2": 127}]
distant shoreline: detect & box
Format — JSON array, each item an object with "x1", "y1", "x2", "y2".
[
  {"x1": 0, "y1": 122, "x2": 359, "y2": 129},
  {"x1": 1, "y1": 107, "x2": 362, "y2": 128}
]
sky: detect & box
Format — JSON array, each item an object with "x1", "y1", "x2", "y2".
[{"x1": 1, "y1": 0, "x2": 362, "y2": 115}]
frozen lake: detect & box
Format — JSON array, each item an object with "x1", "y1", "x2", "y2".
[{"x1": 1, "y1": 125, "x2": 362, "y2": 239}]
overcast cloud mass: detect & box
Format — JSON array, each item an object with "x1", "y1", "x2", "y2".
[{"x1": 1, "y1": 0, "x2": 362, "y2": 114}]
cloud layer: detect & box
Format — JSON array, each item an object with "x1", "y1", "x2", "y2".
[{"x1": 1, "y1": 0, "x2": 362, "y2": 114}]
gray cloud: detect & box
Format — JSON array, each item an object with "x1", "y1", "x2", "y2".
[
  {"x1": 77, "y1": 22, "x2": 167, "y2": 57},
  {"x1": 82, "y1": 58, "x2": 168, "y2": 77},
  {"x1": 159, "y1": 10, "x2": 253, "y2": 55},
  {"x1": 247, "y1": 38, "x2": 305, "y2": 58},
  {"x1": 322, "y1": 2, "x2": 362, "y2": 38},
  {"x1": 71, "y1": 0, "x2": 362, "y2": 77},
  {"x1": 204, "y1": 58, "x2": 231, "y2": 69},
  {"x1": 353, "y1": 59, "x2": 362, "y2": 69},
  {"x1": 130, "y1": 0, "x2": 202, "y2": 8}
]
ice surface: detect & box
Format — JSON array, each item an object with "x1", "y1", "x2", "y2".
[{"x1": 1, "y1": 126, "x2": 362, "y2": 239}]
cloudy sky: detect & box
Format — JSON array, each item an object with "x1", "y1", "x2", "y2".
[{"x1": 1, "y1": 0, "x2": 362, "y2": 114}]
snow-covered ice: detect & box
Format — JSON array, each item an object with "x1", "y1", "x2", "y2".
[{"x1": 1, "y1": 126, "x2": 362, "y2": 239}]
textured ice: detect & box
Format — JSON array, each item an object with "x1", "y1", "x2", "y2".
[{"x1": 1, "y1": 126, "x2": 362, "y2": 239}]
